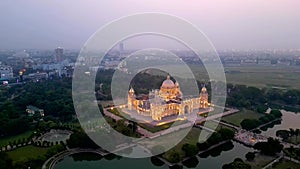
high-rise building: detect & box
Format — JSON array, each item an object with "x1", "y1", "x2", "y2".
[{"x1": 55, "y1": 47, "x2": 64, "y2": 62}]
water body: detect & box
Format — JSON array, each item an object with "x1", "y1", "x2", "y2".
[
  {"x1": 54, "y1": 142, "x2": 252, "y2": 169},
  {"x1": 55, "y1": 110, "x2": 300, "y2": 169},
  {"x1": 54, "y1": 153, "x2": 168, "y2": 169},
  {"x1": 261, "y1": 110, "x2": 300, "y2": 137}
]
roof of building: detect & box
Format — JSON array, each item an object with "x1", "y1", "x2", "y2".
[
  {"x1": 129, "y1": 87, "x2": 135, "y2": 93},
  {"x1": 201, "y1": 86, "x2": 207, "y2": 93},
  {"x1": 161, "y1": 75, "x2": 175, "y2": 88}
]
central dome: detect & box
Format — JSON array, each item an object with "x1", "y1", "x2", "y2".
[{"x1": 161, "y1": 75, "x2": 175, "y2": 88}]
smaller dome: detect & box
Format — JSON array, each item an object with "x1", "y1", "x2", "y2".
[
  {"x1": 161, "y1": 75, "x2": 175, "y2": 88},
  {"x1": 129, "y1": 87, "x2": 135, "y2": 94},
  {"x1": 201, "y1": 86, "x2": 207, "y2": 93}
]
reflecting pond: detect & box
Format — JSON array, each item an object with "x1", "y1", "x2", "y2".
[
  {"x1": 260, "y1": 110, "x2": 300, "y2": 137},
  {"x1": 55, "y1": 110, "x2": 300, "y2": 169},
  {"x1": 54, "y1": 142, "x2": 253, "y2": 169}
]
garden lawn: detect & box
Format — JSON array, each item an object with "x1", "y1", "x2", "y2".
[
  {"x1": 245, "y1": 153, "x2": 275, "y2": 169},
  {"x1": 271, "y1": 159, "x2": 300, "y2": 169},
  {"x1": 222, "y1": 109, "x2": 264, "y2": 127},
  {"x1": 162, "y1": 127, "x2": 205, "y2": 162},
  {"x1": 0, "y1": 131, "x2": 33, "y2": 147},
  {"x1": 201, "y1": 121, "x2": 236, "y2": 132},
  {"x1": 7, "y1": 145, "x2": 50, "y2": 163}
]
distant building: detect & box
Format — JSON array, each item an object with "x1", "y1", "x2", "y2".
[
  {"x1": 223, "y1": 59, "x2": 241, "y2": 66},
  {"x1": 26, "y1": 72, "x2": 48, "y2": 81},
  {"x1": 26, "y1": 105, "x2": 44, "y2": 117},
  {"x1": 55, "y1": 47, "x2": 64, "y2": 62},
  {"x1": 0, "y1": 64, "x2": 13, "y2": 79},
  {"x1": 257, "y1": 59, "x2": 271, "y2": 65},
  {"x1": 241, "y1": 59, "x2": 257, "y2": 65},
  {"x1": 277, "y1": 60, "x2": 291, "y2": 66}
]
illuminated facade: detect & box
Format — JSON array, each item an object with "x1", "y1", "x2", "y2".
[{"x1": 128, "y1": 75, "x2": 210, "y2": 121}]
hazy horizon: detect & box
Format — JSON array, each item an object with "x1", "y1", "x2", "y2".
[{"x1": 1, "y1": 0, "x2": 300, "y2": 50}]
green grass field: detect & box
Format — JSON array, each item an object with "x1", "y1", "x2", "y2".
[
  {"x1": 221, "y1": 109, "x2": 264, "y2": 127},
  {"x1": 245, "y1": 153, "x2": 275, "y2": 169},
  {"x1": 224, "y1": 66, "x2": 300, "y2": 90},
  {"x1": 0, "y1": 131, "x2": 33, "y2": 147},
  {"x1": 162, "y1": 127, "x2": 206, "y2": 162},
  {"x1": 7, "y1": 145, "x2": 50, "y2": 163},
  {"x1": 139, "y1": 120, "x2": 188, "y2": 133},
  {"x1": 270, "y1": 159, "x2": 300, "y2": 169},
  {"x1": 188, "y1": 64, "x2": 300, "y2": 90},
  {"x1": 202, "y1": 121, "x2": 237, "y2": 132},
  {"x1": 161, "y1": 126, "x2": 235, "y2": 163}
]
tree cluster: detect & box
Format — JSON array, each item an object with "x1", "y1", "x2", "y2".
[
  {"x1": 226, "y1": 84, "x2": 300, "y2": 111},
  {"x1": 254, "y1": 137, "x2": 283, "y2": 156},
  {"x1": 240, "y1": 109, "x2": 282, "y2": 130},
  {"x1": 66, "y1": 130, "x2": 99, "y2": 149},
  {"x1": 222, "y1": 158, "x2": 251, "y2": 169},
  {"x1": 197, "y1": 128, "x2": 235, "y2": 151},
  {"x1": 0, "y1": 79, "x2": 75, "y2": 138}
]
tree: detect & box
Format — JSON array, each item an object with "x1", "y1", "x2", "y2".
[
  {"x1": 182, "y1": 143, "x2": 199, "y2": 157},
  {"x1": 295, "y1": 129, "x2": 300, "y2": 142},
  {"x1": 276, "y1": 130, "x2": 290, "y2": 140},
  {"x1": 289, "y1": 128, "x2": 295, "y2": 139},
  {"x1": 270, "y1": 109, "x2": 282, "y2": 118},
  {"x1": 218, "y1": 128, "x2": 235, "y2": 140},
  {"x1": 207, "y1": 132, "x2": 222, "y2": 145},
  {"x1": 245, "y1": 152, "x2": 255, "y2": 161},
  {"x1": 66, "y1": 131, "x2": 99, "y2": 149},
  {"x1": 128, "y1": 120, "x2": 138, "y2": 133},
  {"x1": 241, "y1": 119, "x2": 260, "y2": 130},
  {"x1": 45, "y1": 144, "x2": 66, "y2": 158},
  {"x1": 150, "y1": 156, "x2": 164, "y2": 166},
  {"x1": 222, "y1": 158, "x2": 251, "y2": 169},
  {"x1": 254, "y1": 138, "x2": 283, "y2": 156},
  {"x1": 283, "y1": 90, "x2": 300, "y2": 105},
  {"x1": 167, "y1": 151, "x2": 182, "y2": 163},
  {"x1": 0, "y1": 152, "x2": 13, "y2": 169},
  {"x1": 257, "y1": 105, "x2": 268, "y2": 114}
]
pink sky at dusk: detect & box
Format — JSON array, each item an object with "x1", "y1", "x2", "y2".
[{"x1": 0, "y1": 0, "x2": 299, "y2": 49}]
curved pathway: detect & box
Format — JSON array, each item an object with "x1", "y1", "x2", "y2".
[{"x1": 42, "y1": 148, "x2": 108, "y2": 169}]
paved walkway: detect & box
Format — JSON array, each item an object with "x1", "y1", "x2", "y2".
[
  {"x1": 283, "y1": 156, "x2": 300, "y2": 165},
  {"x1": 262, "y1": 154, "x2": 283, "y2": 169},
  {"x1": 195, "y1": 108, "x2": 239, "y2": 124},
  {"x1": 103, "y1": 109, "x2": 122, "y2": 121},
  {"x1": 250, "y1": 118, "x2": 281, "y2": 132},
  {"x1": 262, "y1": 153, "x2": 300, "y2": 169},
  {"x1": 213, "y1": 119, "x2": 240, "y2": 130},
  {"x1": 43, "y1": 148, "x2": 108, "y2": 169},
  {"x1": 194, "y1": 124, "x2": 215, "y2": 133}
]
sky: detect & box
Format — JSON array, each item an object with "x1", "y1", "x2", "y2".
[{"x1": 0, "y1": 0, "x2": 299, "y2": 50}]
